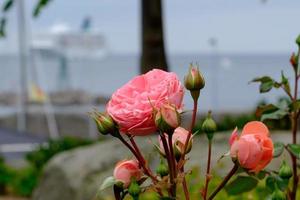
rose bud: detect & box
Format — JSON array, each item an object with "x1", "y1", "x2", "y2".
[
  {"x1": 113, "y1": 160, "x2": 142, "y2": 188},
  {"x1": 271, "y1": 189, "x2": 286, "y2": 200},
  {"x1": 184, "y1": 65, "x2": 205, "y2": 101},
  {"x1": 155, "y1": 104, "x2": 181, "y2": 134},
  {"x1": 202, "y1": 111, "x2": 217, "y2": 140},
  {"x1": 184, "y1": 65, "x2": 205, "y2": 91},
  {"x1": 296, "y1": 34, "x2": 300, "y2": 46},
  {"x1": 156, "y1": 159, "x2": 169, "y2": 177},
  {"x1": 279, "y1": 160, "x2": 293, "y2": 179},
  {"x1": 91, "y1": 111, "x2": 117, "y2": 135},
  {"x1": 290, "y1": 53, "x2": 298, "y2": 67},
  {"x1": 128, "y1": 178, "x2": 141, "y2": 198},
  {"x1": 158, "y1": 127, "x2": 192, "y2": 159},
  {"x1": 229, "y1": 121, "x2": 274, "y2": 173}
]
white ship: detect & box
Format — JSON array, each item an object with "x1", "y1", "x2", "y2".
[{"x1": 30, "y1": 21, "x2": 108, "y2": 59}]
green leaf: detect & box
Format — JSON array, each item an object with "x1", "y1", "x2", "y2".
[
  {"x1": 255, "y1": 104, "x2": 278, "y2": 118},
  {"x1": 225, "y1": 176, "x2": 258, "y2": 195},
  {"x1": 251, "y1": 76, "x2": 274, "y2": 93},
  {"x1": 2, "y1": 0, "x2": 13, "y2": 12},
  {"x1": 287, "y1": 144, "x2": 300, "y2": 159},
  {"x1": 261, "y1": 109, "x2": 288, "y2": 121},
  {"x1": 251, "y1": 76, "x2": 273, "y2": 83},
  {"x1": 260, "y1": 81, "x2": 274, "y2": 93},
  {"x1": 256, "y1": 170, "x2": 268, "y2": 180},
  {"x1": 290, "y1": 99, "x2": 300, "y2": 112},
  {"x1": 266, "y1": 176, "x2": 276, "y2": 191},
  {"x1": 273, "y1": 142, "x2": 285, "y2": 158},
  {"x1": 0, "y1": 18, "x2": 6, "y2": 37},
  {"x1": 100, "y1": 176, "x2": 116, "y2": 190},
  {"x1": 33, "y1": 0, "x2": 52, "y2": 17},
  {"x1": 265, "y1": 175, "x2": 289, "y2": 192}
]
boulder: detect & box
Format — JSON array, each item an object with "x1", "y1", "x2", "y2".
[{"x1": 32, "y1": 138, "x2": 154, "y2": 200}]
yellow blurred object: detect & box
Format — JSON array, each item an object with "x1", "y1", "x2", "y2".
[{"x1": 28, "y1": 83, "x2": 47, "y2": 103}]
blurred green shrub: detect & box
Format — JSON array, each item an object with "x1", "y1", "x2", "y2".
[
  {"x1": 0, "y1": 155, "x2": 14, "y2": 195},
  {"x1": 26, "y1": 136, "x2": 94, "y2": 170},
  {"x1": 0, "y1": 137, "x2": 94, "y2": 197}
]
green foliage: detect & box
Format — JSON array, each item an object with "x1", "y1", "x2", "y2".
[
  {"x1": 0, "y1": 137, "x2": 94, "y2": 197},
  {"x1": 256, "y1": 98, "x2": 290, "y2": 122},
  {"x1": 266, "y1": 175, "x2": 289, "y2": 192},
  {"x1": 0, "y1": 155, "x2": 14, "y2": 194},
  {"x1": 287, "y1": 144, "x2": 300, "y2": 159},
  {"x1": 2, "y1": 0, "x2": 13, "y2": 12},
  {"x1": 251, "y1": 71, "x2": 291, "y2": 95},
  {"x1": 225, "y1": 176, "x2": 258, "y2": 195},
  {"x1": 33, "y1": 0, "x2": 52, "y2": 17},
  {"x1": 273, "y1": 142, "x2": 285, "y2": 158},
  {"x1": 26, "y1": 136, "x2": 93, "y2": 170},
  {"x1": 10, "y1": 166, "x2": 39, "y2": 197}
]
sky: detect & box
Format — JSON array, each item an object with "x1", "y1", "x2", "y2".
[{"x1": 0, "y1": 0, "x2": 300, "y2": 54}]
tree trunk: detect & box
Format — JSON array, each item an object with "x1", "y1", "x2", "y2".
[{"x1": 140, "y1": 0, "x2": 168, "y2": 74}]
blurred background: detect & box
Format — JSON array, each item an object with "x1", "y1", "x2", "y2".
[{"x1": 0, "y1": 0, "x2": 299, "y2": 199}]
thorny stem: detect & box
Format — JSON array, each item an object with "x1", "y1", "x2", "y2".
[
  {"x1": 208, "y1": 164, "x2": 239, "y2": 200},
  {"x1": 203, "y1": 140, "x2": 212, "y2": 200},
  {"x1": 179, "y1": 97, "x2": 199, "y2": 199},
  {"x1": 160, "y1": 133, "x2": 176, "y2": 198},
  {"x1": 289, "y1": 67, "x2": 299, "y2": 200},
  {"x1": 168, "y1": 133, "x2": 177, "y2": 197}
]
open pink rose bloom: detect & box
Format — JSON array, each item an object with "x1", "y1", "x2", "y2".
[
  {"x1": 107, "y1": 69, "x2": 184, "y2": 136},
  {"x1": 113, "y1": 159, "x2": 142, "y2": 188},
  {"x1": 229, "y1": 121, "x2": 274, "y2": 173}
]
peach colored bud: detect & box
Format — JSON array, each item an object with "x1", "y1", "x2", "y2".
[
  {"x1": 113, "y1": 160, "x2": 142, "y2": 188},
  {"x1": 229, "y1": 121, "x2": 273, "y2": 173},
  {"x1": 158, "y1": 127, "x2": 192, "y2": 157},
  {"x1": 155, "y1": 104, "x2": 181, "y2": 134}
]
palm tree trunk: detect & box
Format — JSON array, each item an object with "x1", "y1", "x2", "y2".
[{"x1": 140, "y1": 0, "x2": 168, "y2": 73}]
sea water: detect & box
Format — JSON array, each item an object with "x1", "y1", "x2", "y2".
[{"x1": 0, "y1": 53, "x2": 293, "y2": 113}]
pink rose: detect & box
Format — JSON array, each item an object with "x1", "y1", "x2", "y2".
[
  {"x1": 113, "y1": 159, "x2": 142, "y2": 188},
  {"x1": 229, "y1": 121, "x2": 274, "y2": 173},
  {"x1": 159, "y1": 127, "x2": 192, "y2": 155},
  {"x1": 107, "y1": 69, "x2": 184, "y2": 136}
]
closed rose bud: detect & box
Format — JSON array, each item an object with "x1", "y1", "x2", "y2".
[
  {"x1": 113, "y1": 160, "x2": 142, "y2": 188},
  {"x1": 184, "y1": 65, "x2": 205, "y2": 101},
  {"x1": 290, "y1": 53, "x2": 298, "y2": 71},
  {"x1": 155, "y1": 104, "x2": 181, "y2": 134},
  {"x1": 202, "y1": 111, "x2": 217, "y2": 140},
  {"x1": 91, "y1": 111, "x2": 117, "y2": 135},
  {"x1": 279, "y1": 160, "x2": 292, "y2": 179},
  {"x1": 184, "y1": 65, "x2": 205, "y2": 91},
  {"x1": 156, "y1": 159, "x2": 169, "y2": 177},
  {"x1": 128, "y1": 178, "x2": 141, "y2": 197},
  {"x1": 271, "y1": 189, "x2": 286, "y2": 200},
  {"x1": 296, "y1": 34, "x2": 300, "y2": 46}
]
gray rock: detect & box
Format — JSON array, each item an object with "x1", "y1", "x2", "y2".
[{"x1": 32, "y1": 138, "x2": 154, "y2": 200}]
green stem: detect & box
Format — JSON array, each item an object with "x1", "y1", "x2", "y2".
[
  {"x1": 208, "y1": 164, "x2": 239, "y2": 200},
  {"x1": 203, "y1": 140, "x2": 212, "y2": 200},
  {"x1": 160, "y1": 133, "x2": 176, "y2": 198}
]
